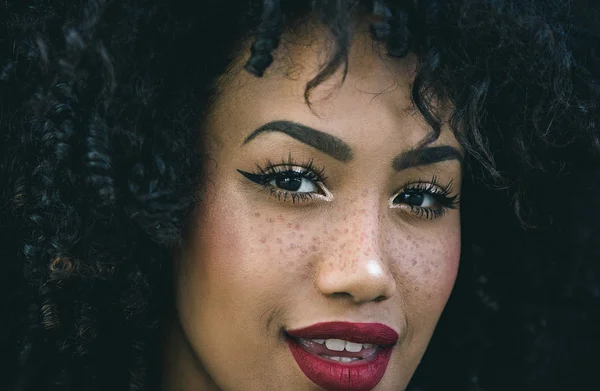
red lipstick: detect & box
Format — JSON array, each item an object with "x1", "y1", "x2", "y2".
[{"x1": 286, "y1": 322, "x2": 399, "y2": 391}]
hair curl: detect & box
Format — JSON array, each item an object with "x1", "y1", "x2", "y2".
[{"x1": 0, "y1": 0, "x2": 598, "y2": 390}]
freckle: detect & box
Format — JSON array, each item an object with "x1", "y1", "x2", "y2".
[
  {"x1": 276, "y1": 238, "x2": 282, "y2": 244},
  {"x1": 310, "y1": 245, "x2": 318, "y2": 252},
  {"x1": 260, "y1": 237, "x2": 267, "y2": 244},
  {"x1": 295, "y1": 224, "x2": 301, "y2": 230},
  {"x1": 299, "y1": 234, "x2": 304, "y2": 239},
  {"x1": 301, "y1": 248, "x2": 308, "y2": 255},
  {"x1": 411, "y1": 259, "x2": 417, "y2": 266},
  {"x1": 254, "y1": 212, "x2": 261, "y2": 217},
  {"x1": 267, "y1": 218, "x2": 274, "y2": 223},
  {"x1": 287, "y1": 223, "x2": 292, "y2": 228}
]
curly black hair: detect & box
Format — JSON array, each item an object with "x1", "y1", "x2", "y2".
[{"x1": 0, "y1": 0, "x2": 598, "y2": 390}]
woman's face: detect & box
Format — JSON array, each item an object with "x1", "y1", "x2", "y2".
[{"x1": 167, "y1": 28, "x2": 463, "y2": 391}]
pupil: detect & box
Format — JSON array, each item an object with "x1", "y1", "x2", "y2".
[
  {"x1": 276, "y1": 173, "x2": 302, "y2": 191},
  {"x1": 398, "y1": 191, "x2": 424, "y2": 206}
]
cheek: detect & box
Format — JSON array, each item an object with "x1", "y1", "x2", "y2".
[
  {"x1": 391, "y1": 227, "x2": 461, "y2": 309},
  {"x1": 254, "y1": 215, "x2": 318, "y2": 260},
  {"x1": 189, "y1": 199, "x2": 319, "y2": 303}
]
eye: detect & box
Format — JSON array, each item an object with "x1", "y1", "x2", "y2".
[
  {"x1": 390, "y1": 178, "x2": 460, "y2": 220},
  {"x1": 268, "y1": 171, "x2": 318, "y2": 193},
  {"x1": 393, "y1": 189, "x2": 438, "y2": 208},
  {"x1": 237, "y1": 159, "x2": 332, "y2": 203}
]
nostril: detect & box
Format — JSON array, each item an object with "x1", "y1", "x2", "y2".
[
  {"x1": 326, "y1": 290, "x2": 390, "y2": 304},
  {"x1": 330, "y1": 292, "x2": 354, "y2": 300}
]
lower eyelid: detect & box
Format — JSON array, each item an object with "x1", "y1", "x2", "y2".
[
  {"x1": 388, "y1": 198, "x2": 451, "y2": 220},
  {"x1": 310, "y1": 183, "x2": 334, "y2": 201},
  {"x1": 256, "y1": 178, "x2": 334, "y2": 202}
]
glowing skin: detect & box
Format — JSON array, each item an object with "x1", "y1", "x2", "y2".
[{"x1": 164, "y1": 26, "x2": 462, "y2": 391}]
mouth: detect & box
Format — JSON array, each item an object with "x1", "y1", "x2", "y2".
[{"x1": 285, "y1": 322, "x2": 399, "y2": 391}]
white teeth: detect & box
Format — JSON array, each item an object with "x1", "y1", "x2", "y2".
[
  {"x1": 345, "y1": 341, "x2": 363, "y2": 353},
  {"x1": 323, "y1": 339, "x2": 372, "y2": 352},
  {"x1": 325, "y1": 339, "x2": 346, "y2": 352},
  {"x1": 324, "y1": 356, "x2": 361, "y2": 363}
]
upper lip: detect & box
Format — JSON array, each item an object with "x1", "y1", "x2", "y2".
[{"x1": 286, "y1": 322, "x2": 399, "y2": 346}]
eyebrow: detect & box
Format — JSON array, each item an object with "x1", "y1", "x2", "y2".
[
  {"x1": 243, "y1": 120, "x2": 462, "y2": 170},
  {"x1": 242, "y1": 120, "x2": 354, "y2": 162},
  {"x1": 393, "y1": 145, "x2": 463, "y2": 171}
]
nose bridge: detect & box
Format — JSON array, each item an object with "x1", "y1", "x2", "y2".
[
  {"x1": 347, "y1": 202, "x2": 384, "y2": 259},
  {"x1": 315, "y1": 196, "x2": 396, "y2": 303}
]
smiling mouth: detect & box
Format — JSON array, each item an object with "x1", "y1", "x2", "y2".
[
  {"x1": 290, "y1": 336, "x2": 382, "y2": 363},
  {"x1": 285, "y1": 322, "x2": 399, "y2": 391}
]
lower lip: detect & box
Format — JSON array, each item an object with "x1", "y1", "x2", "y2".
[{"x1": 286, "y1": 337, "x2": 394, "y2": 391}]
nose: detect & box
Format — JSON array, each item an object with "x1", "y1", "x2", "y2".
[{"x1": 315, "y1": 212, "x2": 397, "y2": 304}]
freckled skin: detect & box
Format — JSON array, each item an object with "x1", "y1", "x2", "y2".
[{"x1": 164, "y1": 26, "x2": 462, "y2": 391}]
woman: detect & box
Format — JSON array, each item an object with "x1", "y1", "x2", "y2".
[{"x1": 0, "y1": 0, "x2": 598, "y2": 390}]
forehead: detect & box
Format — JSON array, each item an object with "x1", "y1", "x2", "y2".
[{"x1": 207, "y1": 27, "x2": 459, "y2": 153}]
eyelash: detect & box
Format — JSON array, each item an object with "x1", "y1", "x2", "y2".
[
  {"x1": 237, "y1": 157, "x2": 328, "y2": 204},
  {"x1": 394, "y1": 176, "x2": 460, "y2": 220},
  {"x1": 238, "y1": 158, "x2": 460, "y2": 220}
]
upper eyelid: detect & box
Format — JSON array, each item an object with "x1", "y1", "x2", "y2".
[
  {"x1": 258, "y1": 163, "x2": 327, "y2": 181},
  {"x1": 392, "y1": 181, "x2": 448, "y2": 196},
  {"x1": 264, "y1": 165, "x2": 311, "y2": 173},
  {"x1": 391, "y1": 180, "x2": 460, "y2": 204}
]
